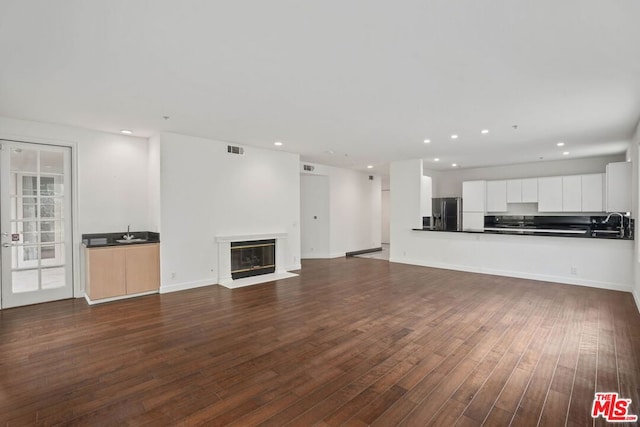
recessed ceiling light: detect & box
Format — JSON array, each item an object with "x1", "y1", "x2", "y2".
[
  {"x1": 452, "y1": 163, "x2": 458, "y2": 167},
  {"x1": 434, "y1": 158, "x2": 440, "y2": 162},
  {"x1": 481, "y1": 129, "x2": 489, "y2": 134},
  {"x1": 451, "y1": 134, "x2": 458, "y2": 140},
  {"x1": 120, "y1": 130, "x2": 133, "y2": 135},
  {"x1": 563, "y1": 151, "x2": 570, "y2": 155},
  {"x1": 367, "y1": 165, "x2": 373, "y2": 169},
  {"x1": 423, "y1": 139, "x2": 431, "y2": 144},
  {"x1": 274, "y1": 141, "x2": 283, "y2": 146},
  {"x1": 557, "y1": 142, "x2": 565, "y2": 147}
]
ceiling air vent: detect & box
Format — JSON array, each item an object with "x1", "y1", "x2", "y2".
[
  {"x1": 303, "y1": 164, "x2": 315, "y2": 172},
  {"x1": 227, "y1": 145, "x2": 244, "y2": 155}
]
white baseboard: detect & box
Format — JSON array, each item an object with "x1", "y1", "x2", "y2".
[
  {"x1": 389, "y1": 256, "x2": 633, "y2": 293},
  {"x1": 160, "y1": 279, "x2": 215, "y2": 294},
  {"x1": 301, "y1": 253, "x2": 344, "y2": 259},
  {"x1": 633, "y1": 289, "x2": 640, "y2": 314},
  {"x1": 84, "y1": 290, "x2": 158, "y2": 305},
  {"x1": 218, "y1": 271, "x2": 298, "y2": 289},
  {"x1": 285, "y1": 263, "x2": 302, "y2": 271},
  {"x1": 301, "y1": 253, "x2": 331, "y2": 259}
]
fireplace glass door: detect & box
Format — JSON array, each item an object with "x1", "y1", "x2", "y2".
[{"x1": 230, "y1": 239, "x2": 275, "y2": 279}]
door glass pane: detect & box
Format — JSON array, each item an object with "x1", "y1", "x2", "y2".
[
  {"x1": 10, "y1": 148, "x2": 37, "y2": 174},
  {"x1": 12, "y1": 269, "x2": 39, "y2": 293},
  {"x1": 22, "y1": 245, "x2": 39, "y2": 262},
  {"x1": 41, "y1": 267, "x2": 65, "y2": 289},
  {"x1": 40, "y1": 221, "x2": 64, "y2": 243},
  {"x1": 13, "y1": 197, "x2": 38, "y2": 219},
  {"x1": 41, "y1": 244, "x2": 65, "y2": 267},
  {"x1": 22, "y1": 176, "x2": 38, "y2": 196},
  {"x1": 40, "y1": 151, "x2": 64, "y2": 174}
]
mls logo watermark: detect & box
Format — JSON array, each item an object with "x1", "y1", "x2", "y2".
[{"x1": 591, "y1": 392, "x2": 638, "y2": 423}]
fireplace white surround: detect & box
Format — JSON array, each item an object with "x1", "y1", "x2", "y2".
[{"x1": 215, "y1": 232, "x2": 297, "y2": 288}]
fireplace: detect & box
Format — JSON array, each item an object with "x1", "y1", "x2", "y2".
[
  {"x1": 230, "y1": 239, "x2": 276, "y2": 279},
  {"x1": 215, "y1": 232, "x2": 297, "y2": 289}
]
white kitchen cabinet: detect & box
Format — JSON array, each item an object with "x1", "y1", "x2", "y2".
[
  {"x1": 506, "y1": 180, "x2": 522, "y2": 203},
  {"x1": 606, "y1": 162, "x2": 632, "y2": 212},
  {"x1": 581, "y1": 173, "x2": 604, "y2": 212},
  {"x1": 462, "y1": 212, "x2": 485, "y2": 231},
  {"x1": 486, "y1": 180, "x2": 507, "y2": 212},
  {"x1": 506, "y1": 178, "x2": 538, "y2": 203},
  {"x1": 521, "y1": 178, "x2": 538, "y2": 203},
  {"x1": 538, "y1": 176, "x2": 563, "y2": 212},
  {"x1": 462, "y1": 180, "x2": 486, "y2": 212},
  {"x1": 562, "y1": 175, "x2": 582, "y2": 212}
]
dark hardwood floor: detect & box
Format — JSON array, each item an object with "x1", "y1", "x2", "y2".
[{"x1": 1, "y1": 258, "x2": 639, "y2": 426}]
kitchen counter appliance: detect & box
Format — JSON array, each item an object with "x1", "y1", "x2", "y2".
[{"x1": 432, "y1": 197, "x2": 462, "y2": 231}]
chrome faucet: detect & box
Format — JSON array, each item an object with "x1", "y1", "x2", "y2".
[
  {"x1": 123, "y1": 225, "x2": 134, "y2": 240},
  {"x1": 602, "y1": 213, "x2": 625, "y2": 238}
]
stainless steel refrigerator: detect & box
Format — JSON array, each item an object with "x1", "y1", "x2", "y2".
[{"x1": 432, "y1": 197, "x2": 462, "y2": 231}]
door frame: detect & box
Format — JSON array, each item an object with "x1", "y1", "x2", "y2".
[{"x1": 0, "y1": 135, "x2": 80, "y2": 308}]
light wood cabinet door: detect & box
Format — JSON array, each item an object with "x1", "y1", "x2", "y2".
[
  {"x1": 125, "y1": 244, "x2": 160, "y2": 294},
  {"x1": 86, "y1": 247, "x2": 126, "y2": 300}
]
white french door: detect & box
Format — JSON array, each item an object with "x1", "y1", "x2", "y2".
[{"x1": 0, "y1": 141, "x2": 73, "y2": 308}]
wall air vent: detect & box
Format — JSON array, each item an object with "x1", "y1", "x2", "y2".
[
  {"x1": 227, "y1": 145, "x2": 244, "y2": 155},
  {"x1": 303, "y1": 164, "x2": 315, "y2": 172},
  {"x1": 369, "y1": 175, "x2": 374, "y2": 180}
]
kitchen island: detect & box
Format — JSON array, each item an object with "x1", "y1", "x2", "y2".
[{"x1": 390, "y1": 228, "x2": 633, "y2": 292}]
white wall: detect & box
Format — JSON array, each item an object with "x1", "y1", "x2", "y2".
[
  {"x1": 630, "y1": 121, "x2": 640, "y2": 312},
  {"x1": 0, "y1": 116, "x2": 151, "y2": 235},
  {"x1": 148, "y1": 135, "x2": 161, "y2": 233},
  {"x1": 159, "y1": 133, "x2": 300, "y2": 292},
  {"x1": 300, "y1": 162, "x2": 382, "y2": 257},
  {"x1": 431, "y1": 155, "x2": 624, "y2": 198},
  {"x1": 300, "y1": 174, "x2": 330, "y2": 257},
  {"x1": 381, "y1": 190, "x2": 390, "y2": 244},
  {"x1": 390, "y1": 159, "x2": 423, "y2": 261},
  {"x1": 420, "y1": 175, "x2": 432, "y2": 217}
]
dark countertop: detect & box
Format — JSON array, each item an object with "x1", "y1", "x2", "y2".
[
  {"x1": 82, "y1": 231, "x2": 160, "y2": 248},
  {"x1": 411, "y1": 228, "x2": 633, "y2": 240}
]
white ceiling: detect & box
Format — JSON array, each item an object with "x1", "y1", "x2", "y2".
[{"x1": 1, "y1": 1, "x2": 639, "y2": 172}]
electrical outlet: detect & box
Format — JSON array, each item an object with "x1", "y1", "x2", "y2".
[
  {"x1": 171, "y1": 272, "x2": 176, "y2": 279},
  {"x1": 570, "y1": 266, "x2": 577, "y2": 275}
]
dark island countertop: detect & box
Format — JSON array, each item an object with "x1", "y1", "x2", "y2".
[
  {"x1": 411, "y1": 228, "x2": 633, "y2": 240},
  {"x1": 82, "y1": 231, "x2": 160, "y2": 248}
]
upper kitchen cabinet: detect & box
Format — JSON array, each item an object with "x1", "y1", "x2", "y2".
[
  {"x1": 506, "y1": 178, "x2": 538, "y2": 203},
  {"x1": 506, "y1": 179, "x2": 522, "y2": 203},
  {"x1": 562, "y1": 175, "x2": 582, "y2": 212},
  {"x1": 538, "y1": 176, "x2": 563, "y2": 212},
  {"x1": 486, "y1": 180, "x2": 507, "y2": 212},
  {"x1": 606, "y1": 162, "x2": 632, "y2": 212},
  {"x1": 521, "y1": 178, "x2": 538, "y2": 203},
  {"x1": 581, "y1": 173, "x2": 604, "y2": 212},
  {"x1": 462, "y1": 180, "x2": 486, "y2": 212}
]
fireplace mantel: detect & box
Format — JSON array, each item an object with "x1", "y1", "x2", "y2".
[{"x1": 215, "y1": 232, "x2": 297, "y2": 288}]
